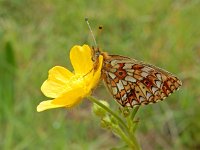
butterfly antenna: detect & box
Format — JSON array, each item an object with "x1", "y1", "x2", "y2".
[
  {"x1": 85, "y1": 18, "x2": 98, "y2": 48},
  {"x1": 97, "y1": 25, "x2": 103, "y2": 48}
]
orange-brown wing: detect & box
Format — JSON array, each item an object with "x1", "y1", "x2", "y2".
[{"x1": 101, "y1": 54, "x2": 182, "y2": 107}]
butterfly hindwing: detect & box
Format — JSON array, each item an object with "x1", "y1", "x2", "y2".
[{"x1": 101, "y1": 53, "x2": 182, "y2": 107}]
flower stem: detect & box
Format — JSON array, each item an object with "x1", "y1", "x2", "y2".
[
  {"x1": 87, "y1": 96, "x2": 129, "y2": 132},
  {"x1": 131, "y1": 106, "x2": 140, "y2": 120},
  {"x1": 131, "y1": 135, "x2": 141, "y2": 150},
  {"x1": 88, "y1": 96, "x2": 141, "y2": 150},
  {"x1": 114, "y1": 126, "x2": 138, "y2": 149}
]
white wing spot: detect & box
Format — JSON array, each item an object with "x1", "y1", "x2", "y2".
[
  {"x1": 127, "y1": 89, "x2": 131, "y2": 93},
  {"x1": 127, "y1": 72, "x2": 133, "y2": 76},
  {"x1": 141, "y1": 72, "x2": 149, "y2": 77},
  {"x1": 122, "y1": 80, "x2": 128, "y2": 85},
  {"x1": 156, "y1": 73, "x2": 162, "y2": 81},
  {"x1": 123, "y1": 63, "x2": 133, "y2": 69},
  {"x1": 110, "y1": 68, "x2": 117, "y2": 73},
  {"x1": 108, "y1": 72, "x2": 116, "y2": 79},
  {"x1": 112, "y1": 87, "x2": 118, "y2": 95},
  {"x1": 146, "y1": 92, "x2": 152, "y2": 100},
  {"x1": 141, "y1": 67, "x2": 152, "y2": 72},
  {"x1": 116, "y1": 80, "x2": 124, "y2": 91},
  {"x1": 125, "y1": 76, "x2": 136, "y2": 82},
  {"x1": 126, "y1": 69, "x2": 134, "y2": 73},
  {"x1": 155, "y1": 80, "x2": 162, "y2": 88},
  {"x1": 152, "y1": 86, "x2": 158, "y2": 93},
  {"x1": 121, "y1": 94, "x2": 127, "y2": 101},
  {"x1": 111, "y1": 60, "x2": 117, "y2": 66},
  {"x1": 131, "y1": 99, "x2": 138, "y2": 105},
  {"x1": 139, "y1": 96, "x2": 145, "y2": 102}
]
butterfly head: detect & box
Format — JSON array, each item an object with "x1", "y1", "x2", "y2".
[{"x1": 91, "y1": 46, "x2": 101, "y2": 61}]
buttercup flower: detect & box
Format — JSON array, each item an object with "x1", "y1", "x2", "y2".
[{"x1": 37, "y1": 45, "x2": 103, "y2": 112}]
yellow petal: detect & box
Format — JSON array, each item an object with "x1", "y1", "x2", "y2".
[
  {"x1": 41, "y1": 66, "x2": 74, "y2": 98},
  {"x1": 37, "y1": 100, "x2": 66, "y2": 112},
  {"x1": 52, "y1": 86, "x2": 89, "y2": 107},
  {"x1": 70, "y1": 45, "x2": 93, "y2": 75},
  {"x1": 89, "y1": 55, "x2": 104, "y2": 89}
]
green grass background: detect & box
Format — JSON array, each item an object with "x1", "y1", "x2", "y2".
[{"x1": 0, "y1": 0, "x2": 200, "y2": 149}]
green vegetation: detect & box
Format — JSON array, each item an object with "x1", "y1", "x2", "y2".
[{"x1": 0, "y1": 0, "x2": 200, "y2": 149}]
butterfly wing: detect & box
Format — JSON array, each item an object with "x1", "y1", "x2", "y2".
[{"x1": 101, "y1": 53, "x2": 182, "y2": 107}]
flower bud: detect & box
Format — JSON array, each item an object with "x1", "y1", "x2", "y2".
[
  {"x1": 119, "y1": 107, "x2": 130, "y2": 117},
  {"x1": 92, "y1": 100, "x2": 110, "y2": 117},
  {"x1": 100, "y1": 115, "x2": 112, "y2": 129}
]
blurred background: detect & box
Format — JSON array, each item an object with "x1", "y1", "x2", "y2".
[{"x1": 0, "y1": 0, "x2": 200, "y2": 149}]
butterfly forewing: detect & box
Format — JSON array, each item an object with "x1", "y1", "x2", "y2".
[{"x1": 101, "y1": 53, "x2": 182, "y2": 107}]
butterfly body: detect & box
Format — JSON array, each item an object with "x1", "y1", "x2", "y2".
[{"x1": 100, "y1": 52, "x2": 182, "y2": 107}]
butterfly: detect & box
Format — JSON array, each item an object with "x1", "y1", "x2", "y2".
[
  {"x1": 93, "y1": 47, "x2": 182, "y2": 108},
  {"x1": 85, "y1": 18, "x2": 182, "y2": 108}
]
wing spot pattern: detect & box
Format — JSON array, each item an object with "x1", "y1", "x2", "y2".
[{"x1": 102, "y1": 54, "x2": 182, "y2": 108}]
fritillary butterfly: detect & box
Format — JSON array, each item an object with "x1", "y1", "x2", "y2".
[
  {"x1": 97, "y1": 51, "x2": 182, "y2": 107},
  {"x1": 86, "y1": 18, "x2": 182, "y2": 107}
]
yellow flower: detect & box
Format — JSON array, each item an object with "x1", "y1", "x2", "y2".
[{"x1": 37, "y1": 45, "x2": 103, "y2": 112}]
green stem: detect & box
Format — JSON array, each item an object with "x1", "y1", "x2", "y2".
[
  {"x1": 114, "y1": 126, "x2": 137, "y2": 149},
  {"x1": 126, "y1": 118, "x2": 141, "y2": 150},
  {"x1": 131, "y1": 106, "x2": 140, "y2": 120},
  {"x1": 131, "y1": 135, "x2": 141, "y2": 150},
  {"x1": 88, "y1": 96, "x2": 141, "y2": 150},
  {"x1": 87, "y1": 96, "x2": 129, "y2": 132}
]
